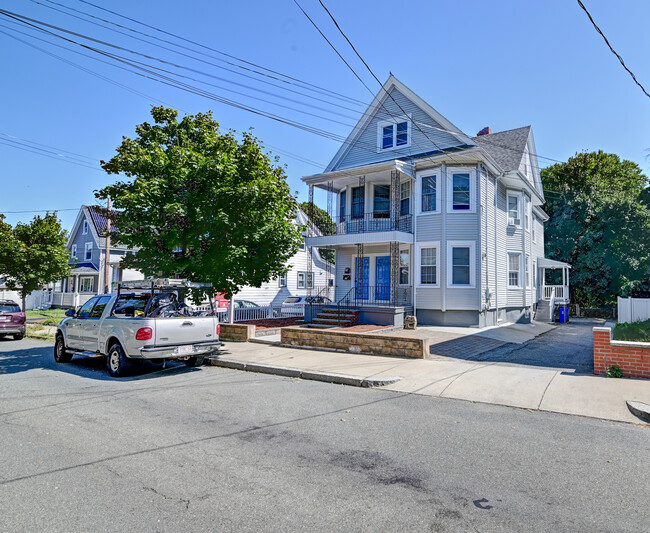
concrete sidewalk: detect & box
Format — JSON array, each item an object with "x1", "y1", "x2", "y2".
[{"x1": 213, "y1": 341, "x2": 650, "y2": 425}]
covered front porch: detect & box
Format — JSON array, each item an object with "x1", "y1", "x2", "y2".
[
  {"x1": 535, "y1": 257, "x2": 571, "y2": 322},
  {"x1": 50, "y1": 263, "x2": 99, "y2": 309}
]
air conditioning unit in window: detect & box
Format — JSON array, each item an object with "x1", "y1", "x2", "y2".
[{"x1": 508, "y1": 217, "x2": 520, "y2": 226}]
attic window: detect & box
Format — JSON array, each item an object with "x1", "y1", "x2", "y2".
[
  {"x1": 378, "y1": 119, "x2": 410, "y2": 151},
  {"x1": 82, "y1": 220, "x2": 89, "y2": 235}
]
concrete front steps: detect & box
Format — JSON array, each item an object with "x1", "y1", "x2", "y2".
[{"x1": 311, "y1": 308, "x2": 360, "y2": 328}]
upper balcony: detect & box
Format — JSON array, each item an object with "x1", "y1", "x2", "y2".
[{"x1": 306, "y1": 211, "x2": 414, "y2": 247}]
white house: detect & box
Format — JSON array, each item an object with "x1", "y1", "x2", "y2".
[
  {"x1": 303, "y1": 76, "x2": 569, "y2": 327},
  {"x1": 232, "y1": 208, "x2": 333, "y2": 306}
]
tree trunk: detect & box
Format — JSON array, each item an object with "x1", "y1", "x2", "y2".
[{"x1": 21, "y1": 291, "x2": 26, "y2": 312}]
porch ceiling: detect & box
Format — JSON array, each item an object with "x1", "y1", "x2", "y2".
[
  {"x1": 538, "y1": 257, "x2": 571, "y2": 269},
  {"x1": 302, "y1": 159, "x2": 415, "y2": 192}
]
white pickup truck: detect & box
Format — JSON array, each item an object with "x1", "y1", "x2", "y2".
[{"x1": 54, "y1": 280, "x2": 223, "y2": 377}]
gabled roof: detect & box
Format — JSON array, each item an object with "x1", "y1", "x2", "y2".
[
  {"x1": 472, "y1": 126, "x2": 531, "y2": 172},
  {"x1": 67, "y1": 205, "x2": 131, "y2": 251},
  {"x1": 324, "y1": 75, "x2": 475, "y2": 173}
]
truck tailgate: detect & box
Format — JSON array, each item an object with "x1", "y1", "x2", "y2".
[{"x1": 154, "y1": 316, "x2": 217, "y2": 346}]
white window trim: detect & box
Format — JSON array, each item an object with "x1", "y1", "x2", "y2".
[
  {"x1": 82, "y1": 219, "x2": 89, "y2": 235},
  {"x1": 447, "y1": 241, "x2": 476, "y2": 288},
  {"x1": 278, "y1": 274, "x2": 287, "y2": 288},
  {"x1": 525, "y1": 253, "x2": 530, "y2": 288},
  {"x1": 84, "y1": 242, "x2": 93, "y2": 261},
  {"x1": 416, "y1": 242, "x2": 440, "y2": 288},
  {"x1": 446, "y1": 168, "x2": 477, "y2": 214},
  {"x1": 416, "y1": 169, "x2": 441, "y2": 215},
  {"x1": 399, "y1": 247, "x2": 411, "y2": 286},
  {"x1": 79, "y1": 276, "x2": 95, "y2": 293},
  {"x1": 508, "y1": 252, "x2": 523, "y2": 289},
  {"x1": 532, "y1": 214, "x2": 537, "y2": 242},
  {"x1": 525, "y1": 197, "x2": 531, "y2": 232},
  {"x1": 507, "y1": 191, "x2": 522, "y2": 227},
  {"x1": 71, "y1": 244, "x2": 77, "y2": 258},
  {"x1": 376, "y1": 116, "x2": 412, "y2": 152},
  {"x1": 297, "y1": 271, "x2": 313, "y2": 289}
]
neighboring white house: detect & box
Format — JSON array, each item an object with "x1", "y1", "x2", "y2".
[
  {"x1": 303, "y1": 75, "x2": 569, "y2": 327},
  {"x1": 232, "y1": 208, "x2": 333, "y2": 306},
  {"x1": 0, "y1": 279, "x2": 50, "y2": 310},
  {"x1": 50, "y1": 205, "x2": 143, "y2": 308}
]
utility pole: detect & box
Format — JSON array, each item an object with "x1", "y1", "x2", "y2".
[{"x1": 104, "y1": 197, "x2": 111, "y2": 294}]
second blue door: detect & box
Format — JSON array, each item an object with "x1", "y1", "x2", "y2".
[{"x1": 376, "y1": 256, "x2": 390, "y2": 300}]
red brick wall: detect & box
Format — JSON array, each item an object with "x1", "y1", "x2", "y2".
[{"x1": 593, "y1": 327, "x2": 650, "y2": 379}]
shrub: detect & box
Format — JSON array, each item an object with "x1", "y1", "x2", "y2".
[{"x1": 613, "y1": 318, "x2": 650, "y2": 342}]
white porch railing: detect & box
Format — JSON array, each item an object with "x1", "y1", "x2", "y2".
[
  {"x1": 617, "y1": 296, "x2": 650, "y2": 323},
  {"x1": 543, "y1": 285, "x2": 568, "y2": 300},
  {"x1": 191, "y1": 304, "x2": 304, "y2": 323}
]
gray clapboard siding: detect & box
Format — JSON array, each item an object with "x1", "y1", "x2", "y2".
[{"x1": 335, "y1": 88, "x2": 464, "y2": 171}]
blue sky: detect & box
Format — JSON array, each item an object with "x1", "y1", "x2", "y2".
[{"x1": 1, "y1": 0, "x2": 649, "y2": 231}]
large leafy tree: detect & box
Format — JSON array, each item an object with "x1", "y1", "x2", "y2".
[
  {"x1": 299, "y1": 201, "x2": 335, "y2": 264},
  {"x1": 0, "y1": 213, "x2": 71, "y2": 310},
  {"x1": 96, "y1": 107, "x2": 303, "y2": 298},
  {"x1": 542, "y1": 151, "x2": 650, "y2": 307}
]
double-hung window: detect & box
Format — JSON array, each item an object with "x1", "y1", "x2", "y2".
[
  {"x1": 400, "y1": 181, "x2": 410, "y2": 216},
  {"x1": 421, "y1": 175, "x2": 437, "y2": 213},
  {"x1": 71, "y1": 244, "x2": 77, "y2": 258},
  {"x1": 508, "y1": 253, "x2": 521, "y2": 287},
  {"x1": 80, "y1": 277, "x2": 94, "y2": 293},
  {"x1": 399, "y1": 250, "x2": 410, "y2": 285},
  {"x1": 420, "y1": 246, "x2": 437, "y2": 285},
  {"x1": 297, "y1": 272, "x2": 313, "y2": 289},
  {"x1": 532, "y1": 215, "x2": 537, "y2": 242},
  {"x1": 507, "y1": 194, "x2": 521, "y2": 226},
  {"x1": 84, "y1": 242, "x2": 93, "y2": 261},
  {"x1": 339, "y1": 190, "x2": 347, "y2": 222},
  {"x1": 525, "y1": 254, "x2": 530, "y2": 288},
  {"x1": 378, "y1": 119, "x2": 410, "y2": 150},
  {"x1": 278, "y1": 274, "x2": 287, "y2": 288},
  {"x1": 351, "y1": 186, "x2": 364, "y2": 220},
  {"x1": 524, "y1": 196, "x2": 530, "y2": 231},
  {"x1": 373, "y1": 184, "x2": 390, "y2": 218},
  {"x1": 447, "y1": 170, "x2": 475, "y2": 212},
  {"x1": 447, "y1": 242, "x2": 475, "y2": 287},
  {"x1": 82, "y1": 220, "x2": 89, "y2": 235}
]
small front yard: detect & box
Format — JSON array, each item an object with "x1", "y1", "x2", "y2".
[
  {"x1": 613, "y1": 319, "x2": 650, "y2": 342},
  {"x1": 26, "y1": 308, "x2": 67, "y2": 325}
]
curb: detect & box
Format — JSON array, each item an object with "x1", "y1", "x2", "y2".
[
  {"x1": 626, "y1": 401, "x2": 650, "y2": 423},
  {"x1": 208, "y1": 357, "x2": 401, "y2": 388}
]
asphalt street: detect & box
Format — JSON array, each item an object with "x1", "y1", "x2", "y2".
[{"x1": 1, "y1": 338, "x2": 649, "y2": 532}]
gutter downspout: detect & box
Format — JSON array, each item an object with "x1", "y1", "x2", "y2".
[
  {"x1": 441, "y1": 163, "x2": 447, "y2": 314},
  {"x1": 494, "y1": 174, "x2": 504, "y2": 324},
  {"x1": 412, "y1": 177, "x2": 417, "y2": 321}
]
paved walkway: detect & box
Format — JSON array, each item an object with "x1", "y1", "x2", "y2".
[{"x1": 217, "y1": 323, "x2": 650, "y2": 425}]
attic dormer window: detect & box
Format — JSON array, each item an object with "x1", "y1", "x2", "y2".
[{"x1": 378, "y1": 119, "x2": 410, "y2": 151}]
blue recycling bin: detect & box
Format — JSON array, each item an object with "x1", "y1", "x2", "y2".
[{"x1": 558, "y1": 305, "x2": 568, "y2": 323}]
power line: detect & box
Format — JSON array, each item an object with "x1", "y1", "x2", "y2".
[{"x1": 576, "y1": 0, "x2": 650, "y2": 99}]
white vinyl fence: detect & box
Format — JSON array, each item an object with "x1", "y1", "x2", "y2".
[
  {"x1": 191, "y1": 304, "x2": 304, "y2": 323},
  {"x1": 617, "y1": 297, "x2": 650, "y2": 323}
]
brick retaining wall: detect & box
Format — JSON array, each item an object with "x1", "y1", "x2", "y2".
[
  {"x1": 220, "y1": 323, "x2": 255, "y2": 342},
  {"x1": 281, "y1": 327, "x2": 426, "y2": 358},
  {"x1": 593, "y1": 327, "x2": 650, "y2": 379}
]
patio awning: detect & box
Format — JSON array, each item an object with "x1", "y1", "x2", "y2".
[{"x1": 538, "y1": 257, "x2": 571, "y2": 269}]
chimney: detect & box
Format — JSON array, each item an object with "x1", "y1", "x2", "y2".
[{"x1": 477, "y1": 127, "x2": 491, "y2": 136}]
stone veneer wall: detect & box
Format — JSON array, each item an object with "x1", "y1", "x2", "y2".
[
  {"x1": 593, "y1": 327, "x2": 650, "y2": 379},
  {"x1": 281, "y1": 327, "x2": 426, "y2": 359},
  {"x1": 220, "y1": 324, "x2": 255, "y2": 342}
]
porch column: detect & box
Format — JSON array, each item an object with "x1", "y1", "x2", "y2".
[
  {"x1": 390, "y1": 241, "x2": 399, "y2": 306},
  {"x1": 73, "y1": 275, "x2": 79, "y2": 308},
  {"x1": 307, "y1": 184, "x2": 314, "y2": 299},
  {"x1": 356, "y1": 243, "x2": 364, "y2": 305},
  {"x1": 390, "y1": 170, "x2": 400, "y2": 231}
]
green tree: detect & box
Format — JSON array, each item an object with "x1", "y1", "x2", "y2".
[
  {"x1": 0, "y1": 213, "x2": 71, "y2": 311},
  {"x1": 542, "y1": 151, "x2": 650, "y2": 307},
  {"x1": 299, "y1": 201, "x2": 335, "y2": 264},
  {"x1": 96, "y1": 106, "x2": 304, "y2": 298}
]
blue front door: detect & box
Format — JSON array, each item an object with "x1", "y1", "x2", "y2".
[
  {"x1": 376, "y1": 256, "x2": 390, "y2": 300},
  {"x1": 355, "y1": 257, "x2": 369, "y2": 300}
]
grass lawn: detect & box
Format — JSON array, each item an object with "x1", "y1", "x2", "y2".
[
  {"x1": 26, "y1": 308, "x2": 67, "y2": 326},
  {"x1": 613, "y1": 319, "x2": 650, "y2": 342},
  {"x1": 25, "y1": 323, "x2": 56, "y2": 342}
]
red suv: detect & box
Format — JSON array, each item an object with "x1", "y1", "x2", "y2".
[{"x1": 0, "y1": 300, "x2": 26, "y2": 340}]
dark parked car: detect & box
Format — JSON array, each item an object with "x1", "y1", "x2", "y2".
[{"x1": 0, "y1": 300, "x2": 26, "y2": 340}]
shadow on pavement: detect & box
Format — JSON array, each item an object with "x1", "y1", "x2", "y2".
[
  {"x1": 429, "y1": 321, "x2": 598, "y2": 374},
  {"x1": 0, "y1": 337, "x2": 203, "y2": 381}
]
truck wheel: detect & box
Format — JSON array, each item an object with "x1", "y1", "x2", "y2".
[
  {"x1": 184, "y1": 356, "x2": 204, "y2": 367},
  {"x1": 107, "y1": 343, "x2": 131, "y2": 377},
  {"x1": 54, "y1": 334, "x2": 72, "y2": 363}
]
